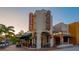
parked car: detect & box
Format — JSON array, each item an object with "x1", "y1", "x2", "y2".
[{"x1": 0, "y1": 40, "x2": 9, "y2": 48}]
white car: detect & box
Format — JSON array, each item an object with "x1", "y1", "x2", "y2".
[{"x1": 0, "y1": 41, "x2": 9, "y2": 48}]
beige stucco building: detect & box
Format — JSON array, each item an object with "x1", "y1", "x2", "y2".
[
  {"x1": 53, "y1": 23, "x2": 71, "y2": 46},
  {"x1": 29, "y1": 9, "x2": 54, "y2": 48}
]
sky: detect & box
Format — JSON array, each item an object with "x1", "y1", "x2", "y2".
[
  {"x1": 0, "y1": 7, "x2": 50, "y2": 34},
  {"x1": 52, "y1": 7, "x2": 79, "y2": 25},
  {"x1": 0, "y1": 7, "x2": 79, "y2": 34}
]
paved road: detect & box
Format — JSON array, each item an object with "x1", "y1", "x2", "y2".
[
  {"x1": 0, "y1": 45, "x2": 79, "y2": 51},
  {"x1": 55, "y1": 46, "x2": 79, "y2": 51},
  {"x1": 0, "y1": 45, "x2": 57, "y2": 51},
  {"x1": 0, "y1": 45, "x2": 28, "y2": 51}
]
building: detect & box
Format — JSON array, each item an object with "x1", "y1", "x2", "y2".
[
  {"x1": 29, "y1": 13, "x2": 35, "y2": 32},
  {"x1": 53, "y1": 22, "x2": 71, "y2": 46},
  {"x1": 19, "y1": 32, "x2": 32, "y2": 47},
  {"x1": 29, "y1": 9, "x2": 54, "y2": 48},
  {"x1": 69, "y1": 22, "x2": 79, "y2": 45}
]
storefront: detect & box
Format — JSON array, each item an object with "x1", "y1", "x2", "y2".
[
  {"x1": 41, "y1": 32, "x2": 51, "y2": 48},
  {"x1": 54, "y1": 34, "x2": 72, "y2": 46},
  {"x1": 20, "y1": 33, "x2": 32, "y2": 48}
]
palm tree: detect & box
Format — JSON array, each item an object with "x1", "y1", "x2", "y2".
[
  {"x1": 0, "y1": 24, "x2": 6, "y2": 35},
  {"x1": 4, "y1": 26, "x2": 15, "y2": 39},
  {"x1": 18, "y1": 30, "x2": 24, "y2": 36},
  {"x1": 0, "y1": 24, "x2": 6, "y2": 42},
  {"x1": 3, "y1": 25, "x2": 16, "y2": 45},
  {"x1": 0, "y1": 24, "x2": 16, "y2": 44}
]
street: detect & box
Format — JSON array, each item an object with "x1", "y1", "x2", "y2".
[
  {"x1": 0, "y1": 45, "x2": 28, "y2": 51},
  {"x1": 0, "y1": 45, "x2": 79, "y2": 51},
  {"x1": 0, "y1": 45, "x2": 58, "y2": 51},
  {"x1": 55, "y1": 46, "x2": 79, "y2": 51}
]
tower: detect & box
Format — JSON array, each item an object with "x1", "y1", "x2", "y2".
[{"x1": 29, "y1": 9, "x2": 54, "y2": 48}]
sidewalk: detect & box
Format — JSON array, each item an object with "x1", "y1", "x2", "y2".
[
  {"x1": 19, "y1": 45, "x2": 61, "y2": 51},
  {"x1": 0, "y1": 45, "x2": 60, "y2": 51}
]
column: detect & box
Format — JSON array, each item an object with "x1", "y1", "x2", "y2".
[
  {"x1": 50, "y1": 37, "x2": 54, "y2": 47},
  {"x1": 32, "y1": 39, "x2": 33, "y2": 48},
  {"x1": 68, "y1": 38, "x2": 70, "y2": 44},
  {"x1": 60, "y1": 34, "x2": 64, "y2": 45},
  {"x1": 33, "y1": 38, "x2": 35, "y2": 48},
  {"x1": 36, "y1": 32, "x2": 41, "y2": 49},
  {"x1": 50, "y1": 28, "x2": 54, "y2": 47},
  {"x1": 61, "y1": 37, "x2": 64, "y2": 44}
]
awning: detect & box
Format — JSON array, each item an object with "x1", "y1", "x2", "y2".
[
  {"x1": 41, "y1": 32, "x2": 50, "y2": 36},
  {"x1": 63, "y1": 35, "x2": 72, "y2": 38},
  {"x1": 20, "y1": 33, "x2": 32, "y2": 40},
  {"x1": 53, "y1": 34, "x2": 72, "y2": 39}
]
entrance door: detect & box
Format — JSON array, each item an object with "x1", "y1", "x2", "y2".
[
  {"x1": 63, "y1": 36, "x2": 68, "y2": 44},
  {"x1": 55, "y1": 37, "x2": 60, "y2": 45},
  {"x1": 41, "y1": 32, "x2": 50, "y2": 48}
]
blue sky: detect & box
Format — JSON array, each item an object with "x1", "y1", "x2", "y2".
[
  {"x1": 0, "y1": 7, "x2": 79, "y2": 33},
  {"x1": 51, "y1": 7, "x2": 79, "y2": 25}
]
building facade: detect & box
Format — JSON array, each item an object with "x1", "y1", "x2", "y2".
[
  {"x1": 53, "y1": 23, "x2": 71, "y2": 46},
  {"x1": 29, "y1": 9, "x2": 54, "y2": 48},
  {"x1": 69, "y1": 22, "x2": 79, "y2": 45}
]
